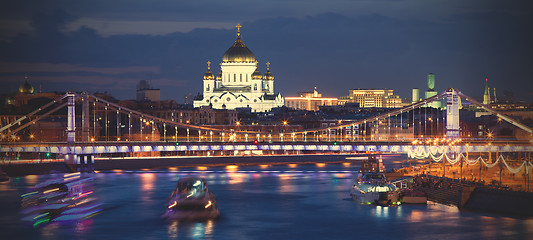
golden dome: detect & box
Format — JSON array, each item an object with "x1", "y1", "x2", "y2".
[
  {"x1": 263, "y1": 62, "x2": 274, "y2": 81},
  {"x1": 251, "y1": 68, "x2": 262, "y2": 80},
  {"x1": 216, "y1": 71, "x2": 222, "y2": 81},
  {"x1": 203, "y1": 61, "x2": 214, "y2": 80},
  {"x1": 204, "y1": 70, "x2": 214, "y2": 80},
  {"x1": 222, "y1": 25, "x2": 255, "y2": 63},
  {"x1": 19, "y1": 79, "x2": 34, "y2": 94}
]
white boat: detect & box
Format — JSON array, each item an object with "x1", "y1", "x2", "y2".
[
  {"x1": 162, "y1": 177, "x2": 220, "y2": 221},
  {"x1": 350, "y1": 172, "x2": 400, "y2": 206}
]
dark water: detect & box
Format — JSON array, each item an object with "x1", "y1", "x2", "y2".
[{"x1": 1, "y1": 162, "x2": 532, "y2": 240}]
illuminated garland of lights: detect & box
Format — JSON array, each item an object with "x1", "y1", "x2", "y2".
[{"x1": 407, "y1": 147, "x2": 532, "y2": 174}]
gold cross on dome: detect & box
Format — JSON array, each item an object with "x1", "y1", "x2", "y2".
[
  {"x1": 236, "y1": 23, "x2": 242, "y2": 36},
  {"x1": 266, "y1": 62, "x2": 270, "y2": 70},
  {"x1": 207, "y1": 61, "x2": 211, "y2": 69}
]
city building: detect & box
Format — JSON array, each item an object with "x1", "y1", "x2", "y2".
[
  {"x1": 341, "y1": 89, "x2": 404, "y2": 108},
  {"x1": 412, "y1": 88, "x2": 420, "y2": 103},
  {"x1": 424, "y1": 73, "x2": 441, "y2": 108},
  {"x1": 136, "y1": 80, "x2": 160, "y2": 102},
  {"x1": 193, "y1": 24, "x2": 284, "y2": 112},
  {"x1": 115, "y1": 100, "x2": 238, "y2": 126},
  {"x1": 4, "y1": 75, "x2": 63, "y2": 108},
  {"x1": 284, "y1": 88, "x2": 338, "y2": 111}
]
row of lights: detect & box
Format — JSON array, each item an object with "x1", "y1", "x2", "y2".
[{"x1": 412, "y1": 137, "x2": 463, "y2": 146}]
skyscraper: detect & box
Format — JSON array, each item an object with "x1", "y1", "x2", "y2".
[{"x1": 424, "y1": 73, "x2": 441, "y2": 108}]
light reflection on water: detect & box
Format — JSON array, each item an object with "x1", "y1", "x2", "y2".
[{"x1": 1, "y1": 164, "x2": 532, "y2": 239}]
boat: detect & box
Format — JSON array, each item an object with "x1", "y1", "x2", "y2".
[
  {"x1": 359, "y1": 154, "x2": 385, "y2": 173},
  {"x1": 20, "y1": 172, "x2": 102, "y2": 226},
  {"x1": 162, "y1": 177, "x2": 220, "y2": 221},
  {"x1": 350, "y1": 172, "x2": 400, "y2": 206}
]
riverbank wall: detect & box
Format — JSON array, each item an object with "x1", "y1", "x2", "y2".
[
  {"x1": 413, "y1": 174, "x2": 533, "y2": 217},
  {"x1": 462, "y1": 187, "x2": 533, "y2": 216}
]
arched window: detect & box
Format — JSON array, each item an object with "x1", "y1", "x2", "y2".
[
  {"x1": 254, "y1": 84, "x2": 257, "y2": 91},
  {"x1": 234, "y1": 74, "x2": 236, "y2": 82}
]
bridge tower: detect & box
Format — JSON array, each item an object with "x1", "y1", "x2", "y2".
[
  {"x1": 65, "y1": 91, "x2": 94, "y2": 172},
  {"x1": 67, "y1": 91, "x2": 76, "y2": 143},
  {"x1": 446, "y1": 88, "x2": 460, "y2": 139}
]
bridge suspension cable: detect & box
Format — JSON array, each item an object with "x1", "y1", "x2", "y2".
[
  {"x1": 1, "y1": 88, "x2": 531, "y2": 142},
  {"x1": 456, "y1": 91, "x2": 532, "y2": 134}
]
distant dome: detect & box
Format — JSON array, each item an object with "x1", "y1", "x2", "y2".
[
  {"x1": 251, "y1": 68, "x2": 262, "y2": 80},
  {"x1": 222, "y1": 34, "x2": 255, "y2": 63},
  {"x1": 19, "y1": 79, "x2": 34, "y2": 94},
  {"x1": 216, "y1": 71, "x2": 222, "y2": 81}
]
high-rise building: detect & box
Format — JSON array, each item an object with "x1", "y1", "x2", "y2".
[
  {"x1": 424, "y1": 73, "x2": 441, "y2": 108},
  {"x1": 193, "y1": 24, "x2": 284, "y2": 112},
  {"x1": 412, "y1": 88, "x2": 420, "y2": 103}
]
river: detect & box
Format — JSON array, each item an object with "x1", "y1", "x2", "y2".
[{"x1": 0, "y1": 162, "x2": 532, "y2": 239}]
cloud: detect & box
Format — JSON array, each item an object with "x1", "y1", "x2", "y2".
[
  {"x1": 64, "y1": 19, "x2": 236, "y2": 36},
  {"x1": 0, "y1": 62, "x2": 159, "y2": 75},
  {"x1": 0, "y1": 10, "x2": 532, "y2": 102},
  {"x1": 0, "y1": 75, "x2": 187, "y2": 92}
]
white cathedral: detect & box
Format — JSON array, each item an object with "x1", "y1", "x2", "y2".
[{"x1": 193, "y1": 24, "x2": 284, "y2": 112}]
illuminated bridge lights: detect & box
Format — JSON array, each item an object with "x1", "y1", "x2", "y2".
[{"x1": 1, "y1": 141, "x2": 532, "y2": 155}]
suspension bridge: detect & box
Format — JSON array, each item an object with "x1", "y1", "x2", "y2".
[{"x1": 1, "y1": 88, "x2": 532, "y2": 173}]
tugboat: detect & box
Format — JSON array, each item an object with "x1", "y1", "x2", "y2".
[
  {"x1": 350, "y1": 154, "x2": 400, "y2": 206},
  {"x1": 162, "y1": 177, "x2": 220, "y2": 221}
]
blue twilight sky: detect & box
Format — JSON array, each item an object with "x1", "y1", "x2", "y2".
[{"x1": 0, "y1": 0, "x2": 532, "y2": 102}]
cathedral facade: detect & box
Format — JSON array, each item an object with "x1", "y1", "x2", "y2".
[{"x1": 193, "y1": 25, "x2": 284, "y2": 112}]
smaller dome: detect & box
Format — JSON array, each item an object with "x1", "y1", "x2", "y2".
[
  {"x1": 216, "y1": 71, "x2": 222, "y2": 81},
  {"x1": 203, "y1": 61, "x2": 214, "y2": 80},
  {"x1": 263, "y1": 70, "x2": 273, "y2": 81},
  {"x1": 19, "y1": 79, "x2": 34, "y2": 94},
  {"x1": 251, "y1": 68, "x2": 262, "y2": 80},
  {"x1": 263, "y1": 62, "x2": 274, "y2": 81},
  {"x1": 204, "y1": 69, "x2": 214, "y2": 80}
]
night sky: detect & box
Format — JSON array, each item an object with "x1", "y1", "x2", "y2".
[{"x1": 1, "y1": 0, "x2": 532, "y2": 102}]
